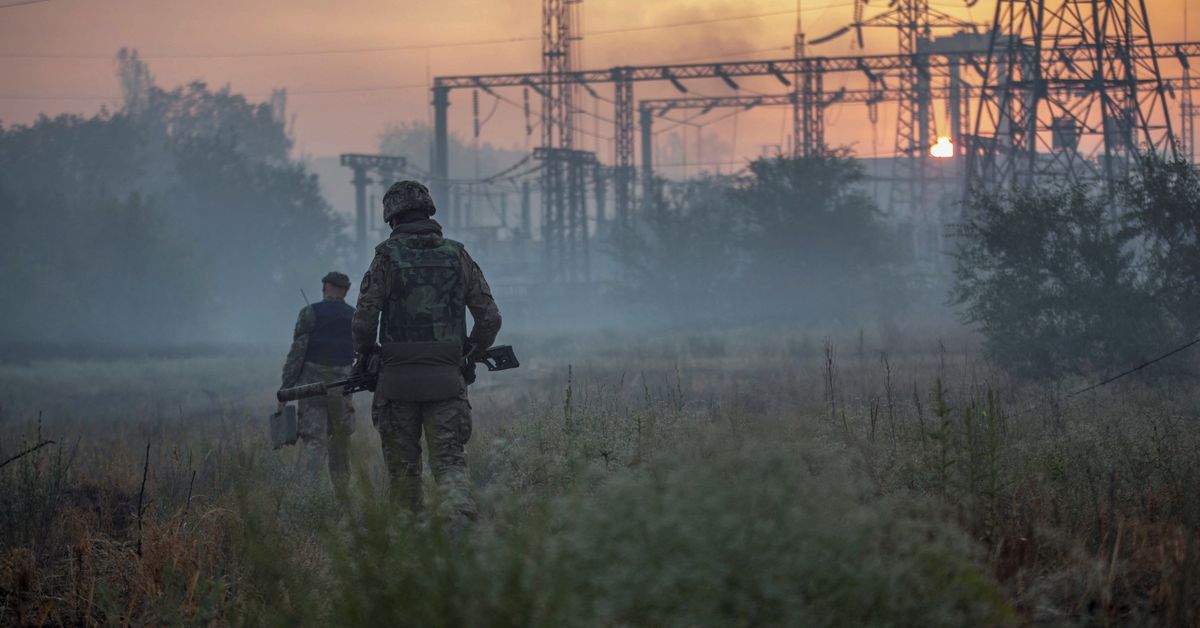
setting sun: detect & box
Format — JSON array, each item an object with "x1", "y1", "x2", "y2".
[{"x1": 930, "y1": 136, "x2": 955, "y2": 158}]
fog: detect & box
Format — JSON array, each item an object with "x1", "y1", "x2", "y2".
[{"x1": 0, "y1": 50, "x2": 959, "y2": 363}]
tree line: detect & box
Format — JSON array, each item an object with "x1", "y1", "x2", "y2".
[
  {"x1": 953, "y1": 155, "x2": 1200, "y2": 379},
  {"x1": 616, "y1": 149, "x2": 912, "y2": 326},
  {"x1": 0, "y1": 50, "x2": 344, "y2": 351}
]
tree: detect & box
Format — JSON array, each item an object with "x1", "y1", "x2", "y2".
[
  {"x1": 0, "y1": 51, "x2": 343, "y2": 348},
  {"x1": 951, "y1": 186, "x2": 1166, "y2": 378},
  {"x1": 613, "y1": 175, "x2": 743, "y2": 322},
  {"x1": 616, "y1": 151, "x2": 906, "y2": 324},
  {"x1": 1122, "y1": 155, "x2": 1200, "y2": 337}
]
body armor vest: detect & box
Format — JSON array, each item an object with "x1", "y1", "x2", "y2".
[
  {"x1": 376, "y1": 234, "x2": 467, "y2": 401},
  {"x1": 305, "y1": 299, "x2": 355, "y2": 367}
]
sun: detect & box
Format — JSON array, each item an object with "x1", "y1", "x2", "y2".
[{"x1": 930, "y1": 136, "x2": 955, "y2": 158}]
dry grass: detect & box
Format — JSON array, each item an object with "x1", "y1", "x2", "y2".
[{"x1": 0, "y1": 328, "x2": 1197, "y2": 625}]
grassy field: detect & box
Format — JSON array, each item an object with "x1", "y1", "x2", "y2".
[{"x1": 1, "y1": 328, "x2": 1197, "y2": 626}]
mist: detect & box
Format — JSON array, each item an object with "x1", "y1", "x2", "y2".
[
  {"x1": 0, "y1": 50, "x2": 956, "y2": 362},
  {"x1": 4, "y1": 0, "x2": 1200, "y2": 622}
]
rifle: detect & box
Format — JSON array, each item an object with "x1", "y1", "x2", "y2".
[{"x1": 277, "y1": 344, "x2": 520, "y2": 403}]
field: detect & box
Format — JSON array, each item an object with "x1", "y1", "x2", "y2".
[{"x1": 1, "y1": 327, "x2": 1198, "y2": 626}]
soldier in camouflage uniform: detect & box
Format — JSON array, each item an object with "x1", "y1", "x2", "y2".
[
  {"x1": 352, "y1": 180, "x2": 501, "y2": 526},
  {"x1": 280, "y1": 271, "x2": 357, "y2": 480}
]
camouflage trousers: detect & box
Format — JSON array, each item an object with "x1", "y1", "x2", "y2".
[
  {"x1": 296, "y1": 361, "x2": 355, "y2": 481},
  {"x1": 371, "y1": 392, "x2": 476, "y2": 524}
]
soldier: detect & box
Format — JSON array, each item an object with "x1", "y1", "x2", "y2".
[
  {"x1": 279, "y1": 271, "x2": 356, "y2": 481},
  {"x1": 352, "y1": 180, "x2": 501, "y2": 527}
]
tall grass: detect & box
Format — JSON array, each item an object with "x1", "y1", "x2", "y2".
[{"x1": 0, "y1": 330, "x2": 1197, "y2": 625}]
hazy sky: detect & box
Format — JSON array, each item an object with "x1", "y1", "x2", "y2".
[{"x1": 1, "y1": 0, "x2": 1196, "y2": 167}]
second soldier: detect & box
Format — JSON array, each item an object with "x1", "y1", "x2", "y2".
[{"x1": 280, "y1": 271, "x2": 357, "y2": 482}]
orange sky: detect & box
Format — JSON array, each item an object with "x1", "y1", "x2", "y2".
[{"x1": 1, "y1": 0, "x2": 1197, "y2": 167}]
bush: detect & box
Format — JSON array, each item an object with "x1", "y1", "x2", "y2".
[
  {"x1": 300, "y1": 446, "x2": 1012, "y2": 627},
  {"x1": 1122, "y1": 155, "x2": 1200, "y2": 336},
  {"x1": 0, "y1": 51, "x2": 344, "y2": 348},
  {"x1": 618, "y1": 151, "x2": 908, "y2": 324},
  {"x1": 951, "y1": 184, "x2": 1168, "y2": 378}
]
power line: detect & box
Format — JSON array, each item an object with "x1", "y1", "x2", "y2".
[
  {"x1": 583, "y1": 5, "x2": 851, "y2": 38},
  {"x1": 1065, "y1": 337, "x2": 1200, "y2": 398},
  {"x1": 0, "y1": 82, "x2": 430, "y2": 102},
  {"x1": 0, "y1": 93, "x2": 115, "y2": 101},
  {"x1": 0, "y1": 4, "x2": 852, "y2": 61},
  {"x1": 1013, "y1": 335, "x2": 1200, "y2": 417},
  {"x1": 0, "y1": 36, "x2": 537, "y2": 60},
  {"x1": 0, "y1": 0, "x2": 49, "y2": 8}
]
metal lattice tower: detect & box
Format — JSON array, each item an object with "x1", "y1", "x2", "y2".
[
  {"x1": 613, "y1": 69, "x2": 635, "y2": 223},
  {"x1": 1183, "y1": 73, "x2": 1196, "y2": 161},
  {"x1": 539, "y1": 0, "x2": 586, "y2": 281},
  {"x1": 968, "y1": 0, "x2": 1178, "y2": 193},
  {"x1": 892, "y1": 0, "x2": 932, "y2": 220},
  {"x1": 429, "y1": 41, "x2": 1200, "y2": 242},
  {"x1": 848, "y1": 0, "x2": 975, "y2": 219}
]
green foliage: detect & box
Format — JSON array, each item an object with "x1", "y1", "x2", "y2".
[
  {"x1": 951, "y1": 184, "x2": 1167, "y2": 378},
  {"x1": 1122, "y1": 155, "x2": 1200, "y2": 336},
  {"x1": 737, "y1": 151, "x2": 906, "y2": 318},
  {"x1": 0, "y1": 186, "x2": 206, "y2": 341},
  {"x1": 619, "y1": 151, "x2": 907, "y2": 323},
  {"x1": 0, "y1": 51, "x2": 342, "y2": 347},
  {"x1": 7, "y1": 333, "x2": 1200, "y2": 624},
  {"x1": 614, "y1": 175, "x2": 742, "y2": 321},
  {"x1": 295, "y1": 447, "x2": 1011, "y2": 627}
]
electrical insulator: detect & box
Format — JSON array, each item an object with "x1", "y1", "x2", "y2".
[
  {"x1": 472, "y1": 89, "x2": 480, "y2": 138},
  {"x1": 523, "y1": 88, "x2": 532, "y2": 136}
]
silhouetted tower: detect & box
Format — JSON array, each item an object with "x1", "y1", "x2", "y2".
[
  {"x1": 1186, "y1": 4, "x2": 1197, "y2": 161},
  {"x1": 791, "y1": 4, "x2": 807, "y2": 157},
  {"x1": 1183, "y1": 68, "x2": 1196, "y2": 161},
  {"x1": 968, "y1": 0, "x2": 1177, "y2": 193},
  {"x1": 539, "y1": 0, "x2": 591, "y2": 282},
  {"x1": 851, "y1": 0, "x2": 974, "y2": 219}
]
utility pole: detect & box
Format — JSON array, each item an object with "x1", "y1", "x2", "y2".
[{"x1": 340, "y1": 153, "x2": 407, "y2": 265}]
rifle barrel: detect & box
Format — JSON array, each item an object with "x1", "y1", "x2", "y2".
[{"x1": 277, "y1": 380, "x2": 334, "y2": 403}]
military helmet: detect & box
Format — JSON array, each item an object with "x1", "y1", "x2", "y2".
[
  {"x1": 321, "y1": 271, "x2": 351, "y2": 289},
  {"x1": 382, "y1": 180, "x2": 437, "y2": 223}
]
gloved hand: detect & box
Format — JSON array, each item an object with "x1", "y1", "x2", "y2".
[
  {"x1": 461, "y1": 341, "x2": 479, "y2": 385},
  {"x1": 461, "y1": 360, "x2": 477, "y2": 386},
  {"x1": 354, "y1": 345, "x2": 381, "y2": 392}
]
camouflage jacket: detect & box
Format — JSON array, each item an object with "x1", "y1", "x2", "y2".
[
  {"x1": 353, "y1": 219, "x2": 501, "y2": 357},
  {"x1": 281, "y1": 296, "x2": 352, "y2": 388}
]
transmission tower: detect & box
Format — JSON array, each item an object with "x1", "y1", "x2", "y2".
[
  {"x1": 1186, "y1": 4, "x2": 1197, "y2": 161},
  {"x1": 539, "y1": 0, "x2": 589, "y2": 282},
  {"x1": 968, "y1": 0, "x2": 1177, "y2": 193},
  {"x1": 1185, "y1": 74, "x2": 1197, "y2": 161},
  {"x1": 861, "y1": 0, "x2": 974, "y2": 221},
  {"x1": 792, "y1": 3, "x2": 822, "y2": 157},
  {"x1": 811, "y1": 0, "x2": 976, "y2": 253}
]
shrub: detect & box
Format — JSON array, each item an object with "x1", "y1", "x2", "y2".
[
  {"x1": 951, "y1": 185, "x2": 1167, "y2": 378},
  {"x1": 308, "y1": 445, "x2": 1012, "y2": 627}
]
